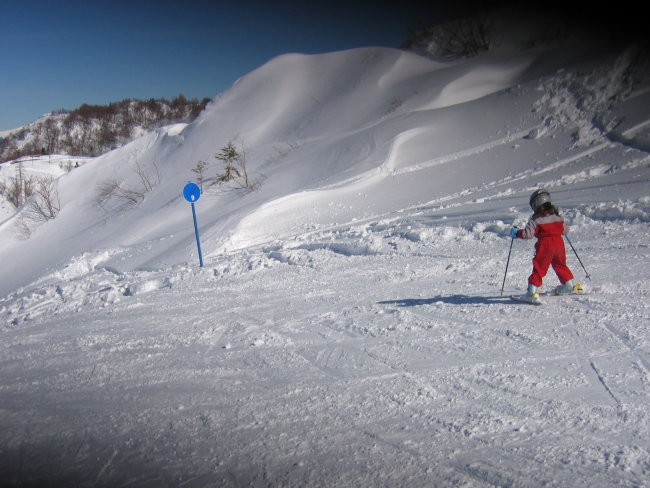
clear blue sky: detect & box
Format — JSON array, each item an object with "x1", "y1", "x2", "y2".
[{"x1": 0, "y1": 0, "x2": 464, "y2": 131}]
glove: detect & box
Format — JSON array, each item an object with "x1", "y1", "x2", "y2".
[{"x1": 510, "y1": 227, "x2": 518, "y2": 238}]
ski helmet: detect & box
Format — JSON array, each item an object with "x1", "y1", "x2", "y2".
[{"x1": 529, "y1": 188, "x2": 551, "y2": 211}]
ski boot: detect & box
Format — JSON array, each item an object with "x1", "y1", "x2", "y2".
[
  {"x1": 553, "y1": 279, "x2": 583, "y2": 296},
  {"x1": 522, "y1": 284, "x2": 541, "y2": 304}
]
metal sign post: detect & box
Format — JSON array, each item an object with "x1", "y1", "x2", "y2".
[{"x1": 183, "y1": 182, "x2": 204, "y2": 267}]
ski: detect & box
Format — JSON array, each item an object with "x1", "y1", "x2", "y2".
[
  {"x1": 511, "y1": 294, "x2": 542, "y2": 305},
  {"x1": 544, "y1": 291, "x2": 587, "y2": 297},
  {"x1": 511, "y1": 287, "x2": 587, "y2": 305}
]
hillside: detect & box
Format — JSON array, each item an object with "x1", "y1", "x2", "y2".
[
  {"x1": 1, "y1": 16, "x2": 649, "y2": 488},
  {"x1": 0, "y1": 95, "x2": 209, "y2": 163}
]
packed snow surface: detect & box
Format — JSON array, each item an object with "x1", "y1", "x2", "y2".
[{"x1": 1, "y1": 34, "x2": 649, "y2": 487}]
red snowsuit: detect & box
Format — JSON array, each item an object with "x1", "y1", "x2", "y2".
[{"x1": 516, "y1": 211, "x2": 574, "y2": 287}]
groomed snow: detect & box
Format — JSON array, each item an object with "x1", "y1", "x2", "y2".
[{"x1": 0, "y1": 28, "x2": 649, "y2": 487}]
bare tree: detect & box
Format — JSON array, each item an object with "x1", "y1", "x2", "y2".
[
  {"x1": 134, "y1": 161, "x2": 160, "y2": 193},
  {"x1": 29, "y1": 176, "x2": 60, "y2": 221},
  {"x1": 4, "y1": 164, "x2": 34, "y2": 208},
  {"x1": 42, "y1": 118, "x2": 60, "y2": 154},
  {"x1": 95, "y1": 178, "x2": 144, "y2": 208},
  {"x1": 94, "y1": 162, "x2": 161, "y2": 209},
  {"x1": 191, "y1": 160, "x2": 208, "y2": 193},
  {"x1": 10, "y1": 175, "x2": 61, "y2": 239}
]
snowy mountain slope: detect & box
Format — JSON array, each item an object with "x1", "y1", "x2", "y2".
[
  {"x1": 3, "y1": 40, "x2": 647, "y2": 296},
  {"x1": 1, "y1": 29, "x2": 649, "y2": 487}
]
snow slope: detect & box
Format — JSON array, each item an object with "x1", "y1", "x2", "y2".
[{"x1": 1, "y1": 30, "x2": 649, "y2": 487}]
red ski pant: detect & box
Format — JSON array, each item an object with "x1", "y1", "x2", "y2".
[{"x1": 528, "y1": 236, "x2": 574, "y2": 287}]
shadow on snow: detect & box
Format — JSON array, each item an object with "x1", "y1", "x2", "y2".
[{"x1": 378, "y1": 295, "x2": 516, "y2": 307}]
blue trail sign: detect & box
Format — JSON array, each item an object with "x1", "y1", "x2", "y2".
[
  {"x1": 183, "y1": 182, "x2": 201, "y2": 203},
  {"x1": 183, "y1": 182, "x2": 204, "y2": 267}
]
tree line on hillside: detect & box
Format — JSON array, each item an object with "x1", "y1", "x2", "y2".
[
  {"x1": 401, "y1": 5, "x2": 649, "y2": 60},
  {"x1": 0, "y1": 94, "x2": 210, "y2": 163}
]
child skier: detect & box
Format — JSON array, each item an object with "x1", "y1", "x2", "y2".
[{"x1": 510, "y1": 189, "x2": 583, "y2": 304}]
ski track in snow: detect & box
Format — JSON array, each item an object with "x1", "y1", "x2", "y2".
[
  {"x1": 1, "y1": 207, "x2": 648, "y2": 487},
  {"x1": 2, "y1": 113, "x2": 650, "y2": 487}
]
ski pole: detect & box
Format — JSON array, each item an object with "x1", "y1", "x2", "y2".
[
  {"x1": 500, "y1": 235, "x2": 515, "y2": 296},
  {"x1": 564, "y1": 235, "x2": 591, "y2": 281}
]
